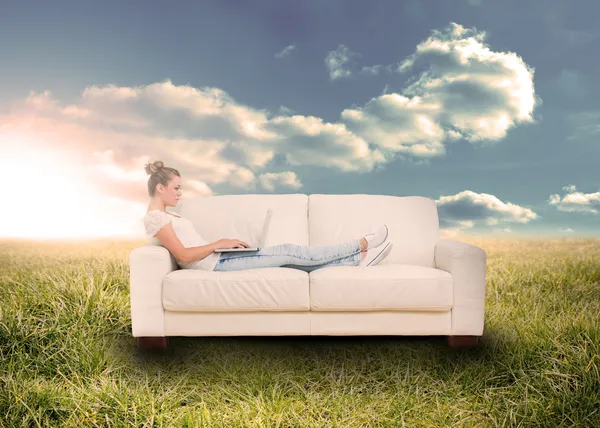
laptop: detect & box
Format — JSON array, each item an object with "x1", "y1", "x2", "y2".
[{"x1": 214, "y1": 208, "x2": 272, "y2": 253}]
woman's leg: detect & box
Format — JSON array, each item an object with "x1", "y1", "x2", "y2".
[
  {"x1": 281, "y1": 251, "x2": 362, "y2": 273},
  {"x1": 213, "y1": 239, "x2": 361, "y2": 272}
]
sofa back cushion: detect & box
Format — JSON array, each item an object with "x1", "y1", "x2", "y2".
[
  {"x1": 308, "y1": 194, "x2": 439, "y2": 267},
  {"x1": 178, "y1": 193, "x2": 309, "y2": 247}
]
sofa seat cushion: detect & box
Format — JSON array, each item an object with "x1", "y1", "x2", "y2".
[
  {"x1": 309, "y1": 264, "x2": 453, "y2": 311},
  {"x1": 162, "y1": 268, "x2": 310, "y2": 312}
]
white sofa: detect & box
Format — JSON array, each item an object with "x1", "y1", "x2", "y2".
[{"x1": 129, "y1": 194, "x2": 487, "y2": 350}]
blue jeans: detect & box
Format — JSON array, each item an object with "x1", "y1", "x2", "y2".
[{"x1": 213, "y1": 239, "x2": 362, "y2": 273}]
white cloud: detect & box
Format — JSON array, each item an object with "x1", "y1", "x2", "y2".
[
  {"x1": 439, "y1": 227, "x2": 463, "y2": 239},
  {"x1": 78, "y1": 81, "x2": 281, "y2": 142},
  {"x1": 275, "y1": 44, "x2": 296, "y2": 59},
  {"x1": 436, "y1": 190, "x2": 538, "y2": 234},
  {"x1": 258, "y1": 171, "x2": 302, "y2": 192},
  {"x1": 266, "y1": 115, "x2": 388, "y2": 171},
  {"x1": 325, "y1": 44, "x2": 357, "y2": 80},
  {"x1": 277, "y1": 105, "x2": 295, "y2": 116},
  {"x1": 338, "y1": 22, "x2": 539, "y2": 159},
  {"x1": 323, "y1": 22, "x2": 538, "y2": 149},
  {"x1": 12, "y1": 81, "x2": 392, "y2": 177},
  {"x1": 324, "y1": 45, "x2": 392, "y2": 79},
  {"x1": 228, "y1": 167, "x2": 256, "y2": 189},
  {"x1": 359, "y1": 64, "x2": 393, "y2": 76},
  {"x1": 397, "y1": 22, "x2": 538, "y2": 142},
  {"x1": 548, "y1": 185, "x2": 600, "y2": 214},
  {"x1": 4, "y1": 97, "x2": 241, "y2": 206},
  {"x1": 342, "y1": 93, "x2": 446, "y2": 157},
  {"x1": 186, "y1": 179, "x2": 214, "y2": 197},
  {"x1": 559, "y1": 228, "x2": 574, "y2": 233}
]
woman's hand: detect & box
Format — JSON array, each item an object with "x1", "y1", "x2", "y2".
[{"x1": 217, "y1": 238, "x2": 250, "y2": 248}]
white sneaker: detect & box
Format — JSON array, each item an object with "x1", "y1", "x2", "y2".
[
  {"x1": 360, "y1": 240, "x2": 393, "y2": 267},
  {"x1": 363, "y1": 225, "x2": 388, "y2": 250}
]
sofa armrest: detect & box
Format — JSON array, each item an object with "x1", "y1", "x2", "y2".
[
  {"x1": 129, "y1": 244, "x2": 179, "y2": 337},
  {"x1": 434, "y1": 239, "x2": 487, "y2": 336}
]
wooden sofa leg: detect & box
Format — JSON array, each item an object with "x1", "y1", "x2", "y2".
[
  {"x1": 447, "y1": 335, "x2": 480, "y2": 348},
  {"x1": 136, "y1": 336, "x2": 168, "y2": 350}
]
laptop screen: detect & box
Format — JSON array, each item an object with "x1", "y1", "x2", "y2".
[{"x1": 258, "y1": 209, "x2": 273, "y2": 248}]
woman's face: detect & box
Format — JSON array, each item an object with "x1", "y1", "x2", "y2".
[{"x1": 158, "y1": 175, "x2": 182, "y2": 206}]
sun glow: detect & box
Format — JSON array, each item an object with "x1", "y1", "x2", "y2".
[{"x1": 0, "y1": 132, "x2": 134, "y2": 240}]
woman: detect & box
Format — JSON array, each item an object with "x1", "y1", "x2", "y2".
[{"x1": 143, "y1": 161, "x2": 393, "y2": 272}]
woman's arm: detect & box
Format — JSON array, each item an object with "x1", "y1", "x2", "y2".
[
  {"x1": 153, "y1": 222, "x2": 223, "y2": 264},
  {"x1": 184, "y1": 241, "x2": 221, "y2": 264},
  {"x1": 183, "y1": 238, "x2": 250, "y2": 263},
  {"x1": 148, "y1": 212, "x2": 245, "y2": 264}
]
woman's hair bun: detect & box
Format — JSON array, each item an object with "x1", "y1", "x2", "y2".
[{"x1": 144, "y1": 160, "x2": 165, "y2": 175}]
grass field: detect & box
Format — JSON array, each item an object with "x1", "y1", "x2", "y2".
[{"x1": 1, "y1": 237, "x2": 599, "y2": 426}]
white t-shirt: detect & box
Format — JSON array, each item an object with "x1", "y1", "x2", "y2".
[{"x1": 143, "y1": 209, "x2": 221, "y2": 271}]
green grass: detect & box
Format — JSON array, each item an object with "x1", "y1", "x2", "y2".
[{"x1": 1, "y1": 237, "x2": 599, "y2": 427}]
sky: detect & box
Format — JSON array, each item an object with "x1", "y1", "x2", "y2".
[{"x1": 0, "y1": 0, "x2": 599, "y2": 240}]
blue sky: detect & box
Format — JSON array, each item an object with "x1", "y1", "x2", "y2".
[{"x1": 1, "y1": 0, "x2": 599, "y2": 239}]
